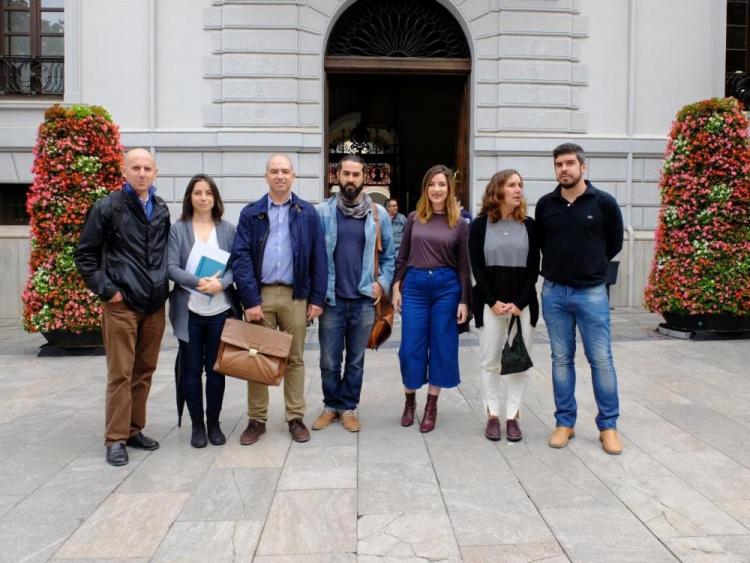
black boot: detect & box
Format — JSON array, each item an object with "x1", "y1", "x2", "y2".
[
  {"x1": 190, "y1": 415, "x2": 207, "y2": 448},
  {"x1": 206, "y1": 416, "x2": 226, "y2": 446}
]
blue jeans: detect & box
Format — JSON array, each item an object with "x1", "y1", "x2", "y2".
[
  {"x1": 541, "y1": 281, "x2": 619, "y2": 430},
  {"x1": 179, "y1": 310, "x2": 227, "y2": 419},
  {"x1": 318, "y1": 297, "x2": 374, "y2": 411},
  {"x1": 399, "y1": 267, "x2": 461, "y2": 389}
]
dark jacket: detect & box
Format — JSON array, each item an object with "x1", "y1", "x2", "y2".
[
  {"x1": 75, "y1": 188, "x2": 171, "y2": 314},
  {"x1": 230, "y1": 192, "x2": 327, "y2": 308},
  {"x1": 469, "y1": 215, "x2": 540, "y2": 328},
  {"x1": 535, "y1": 181, "x2": 624, "y2": 287}
]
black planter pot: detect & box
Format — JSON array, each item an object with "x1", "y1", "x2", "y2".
[
  {"x1": 661, "y1": 312, "x2": 750, "y2": 333},
  {"x1": 39, "y1": 329, "x2": 105, "y2": 357}
]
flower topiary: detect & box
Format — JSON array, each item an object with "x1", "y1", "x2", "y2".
[
  {"x1": 22, "y1": 104, "x2": 124, "y2": 333},
  {"x1": 644, "y1": 97, "x2": 750, "y2": 317}
]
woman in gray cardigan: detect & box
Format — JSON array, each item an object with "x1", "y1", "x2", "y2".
[{"x1": 168, "y1": 174, "x2": 239, "y2": 448}]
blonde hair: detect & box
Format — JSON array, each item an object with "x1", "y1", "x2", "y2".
[
  {"x1": 415, "y1": 164, "x2": 460, "y2": 228},
  {"x1": 479, "y1": 169, "x2": 527, "y2": 223}
]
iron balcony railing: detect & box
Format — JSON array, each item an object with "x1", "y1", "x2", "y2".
[
  {"x1": 726, "y1": 71, "x2": 750, "y2": 108},
  {"x1": 0, "y1": 56, "x2": 64, "y2": 96}
]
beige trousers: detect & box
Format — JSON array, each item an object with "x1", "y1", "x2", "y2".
[{"x1": 247, "y1": 285, "x2": 308, "y2": 422}]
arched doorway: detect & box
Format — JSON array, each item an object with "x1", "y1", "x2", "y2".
[{"x1": 324, "y1": 0, "x2": 471, "y2": 214}]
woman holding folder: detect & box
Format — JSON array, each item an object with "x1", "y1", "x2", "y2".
[{"x1": 168, "y1": 174, "x2": 239, "y2": 448}]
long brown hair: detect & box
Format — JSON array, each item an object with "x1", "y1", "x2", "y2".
[
  {"x1": 415, "y1": 164, "x2": 460, "y2": 228},
  {"x1": 479, "y1": 169, "x2": 527, "y2": 223},
  {"x1": 180, "y1": 174, "x2": 224, "y2": 223}
]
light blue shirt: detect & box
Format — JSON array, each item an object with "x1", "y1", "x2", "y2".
[{"x1": 261, "y1": 195, "x2": 294, "y2": 285}]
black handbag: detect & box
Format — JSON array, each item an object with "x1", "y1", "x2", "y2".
[{"x1": 500, "y1": 316, "x2": 533, "y2": 375}]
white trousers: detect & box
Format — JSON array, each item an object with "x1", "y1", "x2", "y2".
[{"x1": 478, "y1": 305, "x2": 534, "y2": 419}]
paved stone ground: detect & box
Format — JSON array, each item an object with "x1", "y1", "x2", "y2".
[{"x1": 1, "y1": 309, "x2": 749, "y2": 562}]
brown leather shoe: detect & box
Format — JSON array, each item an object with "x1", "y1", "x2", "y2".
[
  {"x1": 484, "y1": 417, "x2": 501, "y2": 441},
  {"x1": 401, "y1": 393, "x2": 416, "y2": 427},
  {"x1": 340, "y1": 410, "x2": 360, "y2": 432},
  {"x1": 288, "y1": 418, "x2": 310, "y2": 442},
  {"x1": 419, "y1": 394, "x2": 438, "y2": 433},
  {"x1": 312, "y1": 409, "x2": 338, "y2": 430},
  {"x1": 506, "y1": 418, "x2": 523, "y2": 442},
  {"x1": 548, "y1": 426, "x2": 575, "y2": 448},
  {"x1": 600, "y1": 429, "x2": 623, "y2": 455},
  {"x1": 240, "y1": 419, "x2": 266, "y2": 445}
]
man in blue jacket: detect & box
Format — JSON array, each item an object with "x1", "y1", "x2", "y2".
[
  {"x1": 314, "y1": 155, "x2": 395, "y2": 432},
  {"x1": 231, "y1": 153, "x2": 327, "y2": 444}
]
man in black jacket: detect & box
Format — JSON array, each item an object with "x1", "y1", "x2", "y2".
[
  {"x1": 535, "y1": 143, "x2": 624, "y2": 455},
  {"x1": 75, "y1": 148, "x2": 171, "y2": 466}
]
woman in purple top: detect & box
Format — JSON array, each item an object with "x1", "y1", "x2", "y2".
[{"x1": 392, "y1": 165, "x2": 471, "y2": 433}]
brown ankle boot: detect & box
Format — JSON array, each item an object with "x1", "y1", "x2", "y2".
[
  {"x1": 401, "y1": 393, "x2": 416, "y2": 427},
  {"x1": 419, "y1": 394, "x2": 439, "y2": 433}
]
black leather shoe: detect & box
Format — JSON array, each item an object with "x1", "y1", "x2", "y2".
[
  {"x1": 106, "y1": 442, "x2": 128, "y2": 466},
  {"x1": 126, "y1": 432, "x2": 160, "y2": 451}
]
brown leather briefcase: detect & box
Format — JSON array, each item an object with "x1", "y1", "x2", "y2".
[
  {"x1": 213, "y1": 318, "x2": 293, "y2": 386},
  {"x1": 367, "y1": 201, "x2": 395, "y2": 350}
]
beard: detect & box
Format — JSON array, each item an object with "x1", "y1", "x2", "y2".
[
  {"x1": 558, "y1": 171, "x2": 582, "y2": 189},
  {"x1": 340, "y1": 182, "x2": 364, "y2": 202}
]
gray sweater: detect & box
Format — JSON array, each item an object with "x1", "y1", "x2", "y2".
[{"x1": 168, "y1": 219, "x2": 238, "y2": 342}]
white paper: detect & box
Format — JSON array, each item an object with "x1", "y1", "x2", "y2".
[{"x1": 184, "y1": 241, "x2": 231, "y2": 297}]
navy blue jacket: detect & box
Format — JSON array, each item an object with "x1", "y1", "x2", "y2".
[{"x1": 231, "y1": 193, "x2": 327, "y2": 309}]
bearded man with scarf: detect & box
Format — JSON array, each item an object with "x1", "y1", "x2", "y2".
[{"x1": 314, "y1": 155, "x2": 396, "y2": 432}]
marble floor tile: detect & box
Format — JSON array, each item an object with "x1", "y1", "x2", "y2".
[
  {"x1": 213, "y1": 423, "x2": 291, "y2": 469},
  {"x1": 297, "y1": 421, "x2": 358, "y2": 447},
  {"x1": 540, "y1": 506, "x2": 677, "y2": 562},
  {"x1": 356, "y1": 420, "x2": 431, "y2": 465},
  {"x1": 460, "y1": 542, "x2": 567, "y2": 563},
  {"x1": 651, "y1": 447, "x2": 750, "y2": 503},
  {"x1": 278, "y1": 444, "x2": 357, "y2": 490},
  {"x1": 663, "y1": 535, "x2": 750, "y2": 562},
  {"x1": 256, "y1": 489, "x2": 357, "y2": 555},
  {"x1": 116, "y1": 429, "x2": 219, "y2": 494},
  {"x1": 358, "y1": 462, "x2": 444, "y2": 515},
  {"x1": 717, "y1": 499, "x2": 750, "y2": 528},
  {"x1": 151, "y1": 520, "x2": 263, "y2": 562},
  {"x1": 358, "y1": 512, "x2": 460, "y2": 560},
  {"x1": 441, "y1": 484, "x2": 555, "y2": 547},
  {"x1": 254, "y1": 555, "x2": 356, "y2": 563},
  {"x1": 50, "y1": 559, "x2": 149, "y2": 563},
  {"x1": 0, "y1": 464, "x2": 128, "y2": 563},
  {"x1": 357, "y1": 557, "x2": 440, "y2": 563},
  {"x1": 0, "y1": 495, "x2": 21, "y2": 518},
  {"x1": 576, "y1": 446, "x2": 748, "y2": 537},
  {"x1": 54, "y1": 492, "x2": 189, "y2": 559},
  {"x1": 177, "y1": 467, "x2": 280, "y2": 521}
]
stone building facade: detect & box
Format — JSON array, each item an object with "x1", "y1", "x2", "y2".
[{"x1": 0, "y1": 0, "x2": 727, "y2": 317}]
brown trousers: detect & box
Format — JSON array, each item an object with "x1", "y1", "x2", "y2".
[
  {"x1": 102, "y1": 301, "x2": 165, "y2": 446},
  {"x1": 247, "y1": 285, "x2": 308, "y2": 423}
]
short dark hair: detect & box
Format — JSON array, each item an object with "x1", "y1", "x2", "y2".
[
  {"x1": 385, "y1": 198, "x2": 398, "y2": 207},
  {"x1": 180, "y1": 174, "x2": 224, "y2": 223},
  {"x1": 339, "y1": 154, "x2": 367, "y2": 173},
  {"x1": 553, "y1": 143, "x2": 586, "y2": 164}
]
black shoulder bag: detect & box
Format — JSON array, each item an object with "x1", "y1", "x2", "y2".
[{"x1": 500, "y1": 316, "x2": 533, "y2": 375}]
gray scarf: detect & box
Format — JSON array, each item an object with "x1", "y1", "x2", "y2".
[{"x1": 335, "y1": 191, "x2": 372, "y2": 219}]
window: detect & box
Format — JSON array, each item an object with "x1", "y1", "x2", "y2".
[
  {"x1": 0, "y1": 0, "x2": 64, "y2": 96},
  {"x1": 726, "y1": 0, "x2": 750, "y2": 104},
  {"x1": 0, "y1": 183, "x2": 30, "y2": 225}
]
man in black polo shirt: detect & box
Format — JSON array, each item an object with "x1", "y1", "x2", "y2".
[{"x1": 535, "y1": 143, "x2": 624, "y2": 455}]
